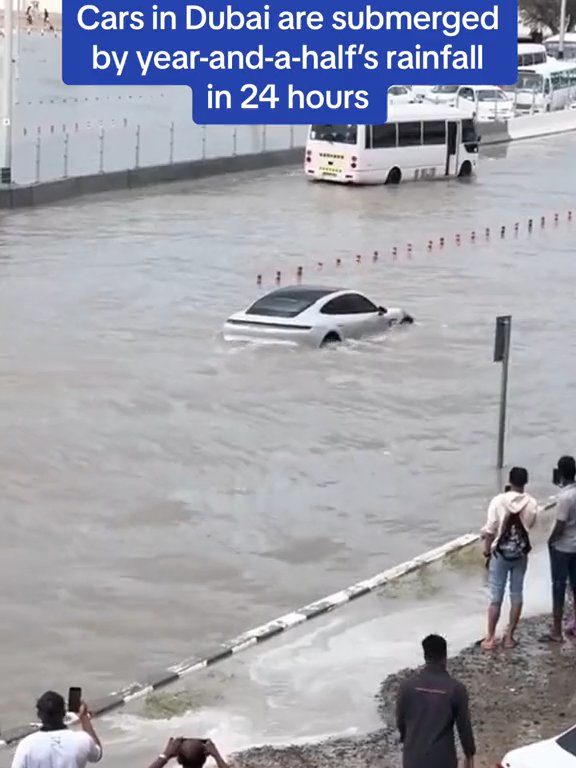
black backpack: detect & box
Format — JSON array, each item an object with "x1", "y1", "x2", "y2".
[{"x1": 495, "y1": 513, "x2": 532, "y2": 560}]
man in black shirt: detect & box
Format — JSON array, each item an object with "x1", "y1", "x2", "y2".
[{"x1": 396, "y1": 634, "x2": 476, "y2": 768}]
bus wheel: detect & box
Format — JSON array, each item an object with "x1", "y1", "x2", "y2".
[
  {"x1": 458, "y1": 161, "x2": 472, "y2": 178},
  {"x1": 385, "y1": 167, "x2": 402, "y2": 185}
]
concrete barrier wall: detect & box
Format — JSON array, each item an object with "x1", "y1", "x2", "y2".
[
  {"x1": 2, "y1": 111, "x2": 576, "y2": 211},
  {"x1": 0, "y1": 147, "x2": 305, "y2": 210},
  {"x1": 478, "y1": 109, "x2": 576, "y2": 146}
]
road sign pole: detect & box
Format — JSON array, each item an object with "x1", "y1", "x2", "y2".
[
  {"x1": 494, "y1": 316, "x2": 512, "y2": 470},
  {"x1": 1, "y1": 0, "x2": 14, "y2": 184}
]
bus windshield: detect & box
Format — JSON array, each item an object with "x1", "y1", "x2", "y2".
[
  {"x1": 515, "y1": 72, "x2": 544, "y2": 91},
  {"x1": 310, "y1": 125, "x2": 358, "y2": 144},
  {"x1": 431, "y1": 85, "x2": 459, "y2": 93}
]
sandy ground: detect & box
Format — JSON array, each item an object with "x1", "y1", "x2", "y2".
[{"x1": 233, "y1": 614, "x2": 576, "y2": 768}]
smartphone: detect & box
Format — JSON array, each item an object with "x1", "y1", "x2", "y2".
[{"x1": 68, "y1": 687, "x2": 82, "y2": 713}]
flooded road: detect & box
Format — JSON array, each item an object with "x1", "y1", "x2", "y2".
[{"x1": 1, "y1": 131, "x2": 576, "y2": 731}]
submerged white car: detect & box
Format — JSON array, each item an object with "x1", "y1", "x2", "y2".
[
  {"x1": 222, "y1": 286, "x2": 414, "y2": 347},
  {"x1": 499, "y1": 724, "x2": 576, "y2": 767}
]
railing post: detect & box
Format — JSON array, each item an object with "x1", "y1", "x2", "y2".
[
  {"x1": 98, "y1": 125, "x2": 105, "y2": 173},
  {"x1": 63, "y1": 132, "x2": 69, "y2": 178},
  {"x1": 202, "y1": 124, "x2": 207, "y2": 159},
  {"x1": 262, "y1": 125, "x2": 267, "y2": 152},
  {"x1": 233, "y1": 126, "x2": 238, "y2": 156},
  {"x1": 169, "y1": 121, "x2": 175, "y2": 164},
  {"x1": 135, "y1": 124, "x2": 141, "y2": 168},
  {"x1": 35, "y1": 127, "x2": 41, "y2": 183},
  {"x1": 289, "y1": 125, "x2": 294, "y2": 149}
]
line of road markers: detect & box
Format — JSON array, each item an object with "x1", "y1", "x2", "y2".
[{"x1": 256, "y1": 207, "x2": 574, "y2": 289}]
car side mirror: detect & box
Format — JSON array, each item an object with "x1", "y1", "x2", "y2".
[{"x1": 378, "y1": 306, "x2": 388, "y2": 315}]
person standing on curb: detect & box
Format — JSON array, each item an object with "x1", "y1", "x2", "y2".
[
  {"x1": 11, "y1": 691, "x2": 102, "y2": 768},
  {"x1": 396, "y1": 634, "x2": 476, "y2": 768},
  {"x1": 541, "y1": 455, "x2": 576, "y2": 643},
  {"x1": 480, "y1": 467, "x2": 538, "y2": 650}
]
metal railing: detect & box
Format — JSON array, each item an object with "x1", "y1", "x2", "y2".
[{"x1": 10, "y1": 120, "x2": 308, "y2": 185}]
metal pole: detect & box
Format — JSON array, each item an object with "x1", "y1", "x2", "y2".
[
  {"x1": 496, "y1": 318, "x2": 512, "y2": 469},
  {"x1": 1, "y1": 0, "x2": 14, "y2": 183},
  {"x1": 558, "y1": 0, "x2": 567, "y2": 59},
  {"x1": 15, "y1": 0, "x2": 21, "y2": 86}
]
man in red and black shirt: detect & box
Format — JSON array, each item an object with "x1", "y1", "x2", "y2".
[{"x1": 396, "y1": 634, "x2": 476, "y2": 768}]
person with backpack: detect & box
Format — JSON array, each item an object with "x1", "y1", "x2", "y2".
[{"x1": 480, "y1": 467, "x2": 538, "y2": 650}]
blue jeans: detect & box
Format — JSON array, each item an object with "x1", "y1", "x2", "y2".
[
  {"x1": 488, "y1": 554, "x2": 528, "y2": 605},
  {"x1": 549, "y1": 546, "x2": 576, "y2": 618}
]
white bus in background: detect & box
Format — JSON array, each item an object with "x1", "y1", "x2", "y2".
[
  {"x1": 545, "y1": 33, "x2": 576, "y2": 59},
  {"x1": 304, "y1": 104, "x2": 479, "y2": 186},
  {"x1": 503, "y1": 59, "x2": 576, "y2": 111},
  {"x1": 518, "y1": 42, "x2": 548, "y2": 66}
]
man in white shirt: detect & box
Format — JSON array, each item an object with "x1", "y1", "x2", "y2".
[{"x1": 11, "y1": 691, "x2": 102, "y2": 768}]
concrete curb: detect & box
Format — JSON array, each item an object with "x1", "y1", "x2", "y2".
[
  {"x1": 0, "y1": 147, "x2": 305, "y2": 210},
  {"x1": 0, "y1": 498, "x2": 558, "y2": 749}
]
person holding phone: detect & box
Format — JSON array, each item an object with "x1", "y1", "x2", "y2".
[
  {"x1": 11, "y1": 691, "x2": 102, "y2": 768},
  {"x1": 147, "y1": 737, "x2": 229, "y2": 768}
]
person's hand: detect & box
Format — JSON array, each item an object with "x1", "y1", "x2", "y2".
[
  {"x1": 163, "y1": 738, "x2": 184, "y2": 760},
  {"x1": 77, "y1": 702, "x2": 91, "y2": 721}
]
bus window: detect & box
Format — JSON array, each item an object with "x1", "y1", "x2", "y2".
[
  {"x1": 423, "y1": 120, "x2": 446, "y2": 145},
  {"x1": 398, "y1": 121, "x2": 422, "y2": 146},
  {"x1": 462, "y1": 119, "x2": 478, "y2": 144},
  {"x1": 372, "y1": 124, "x2": 397, "y2": 148}
]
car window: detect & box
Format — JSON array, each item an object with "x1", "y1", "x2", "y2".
[
  {"x1": 557, "y1": 726, "x2": 576, "y2": 756},
  {"x1": 321, "y1": 294, "x2": 378, "y2": 315},
  {"x1": 247, "y1": 288, "x2": 333, "y2": 318}
]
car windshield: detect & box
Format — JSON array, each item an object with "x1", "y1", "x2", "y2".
[
  {"x1": 557, "y1": 726, "x2": 576, "y2": 756},
  {"x1": 310, "y1": 125, "x2": 358, "y2": 144},
  {"x1": 477, "y1": 89, "x2": 508, "y2": 101},
  {"x1": 246, "y1": 289, "x2": 333, "y2": 318},
  {"x1": 431, "y1": 85, "x2": 459, "y2": 93}
]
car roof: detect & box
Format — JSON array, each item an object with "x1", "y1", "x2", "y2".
[{"x1": 261, "y1": 285, "x2": 345, "y2": 299}]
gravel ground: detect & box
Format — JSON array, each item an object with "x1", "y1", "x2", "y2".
[{"x1": 233, "y1": 615, "x2": 576, "y2": 768}]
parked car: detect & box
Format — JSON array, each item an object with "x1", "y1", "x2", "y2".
[
  {"x1": 222, "y1": 285, "x2": 414, "y2": 347},
  {"x1": 499, "y1": 723, "x2": 576, "y2": 767}
]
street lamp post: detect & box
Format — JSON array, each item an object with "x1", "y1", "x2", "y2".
[
  {"x1": 1, "y1": 0, "x2": 14, "y2": 184},
  {"x1": 558, "y1": 0, "x2": 568, "y2": 58}
]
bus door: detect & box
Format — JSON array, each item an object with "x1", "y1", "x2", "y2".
[{"x1": 445, "y1": 120, "x2": 460, "y2": 176}]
